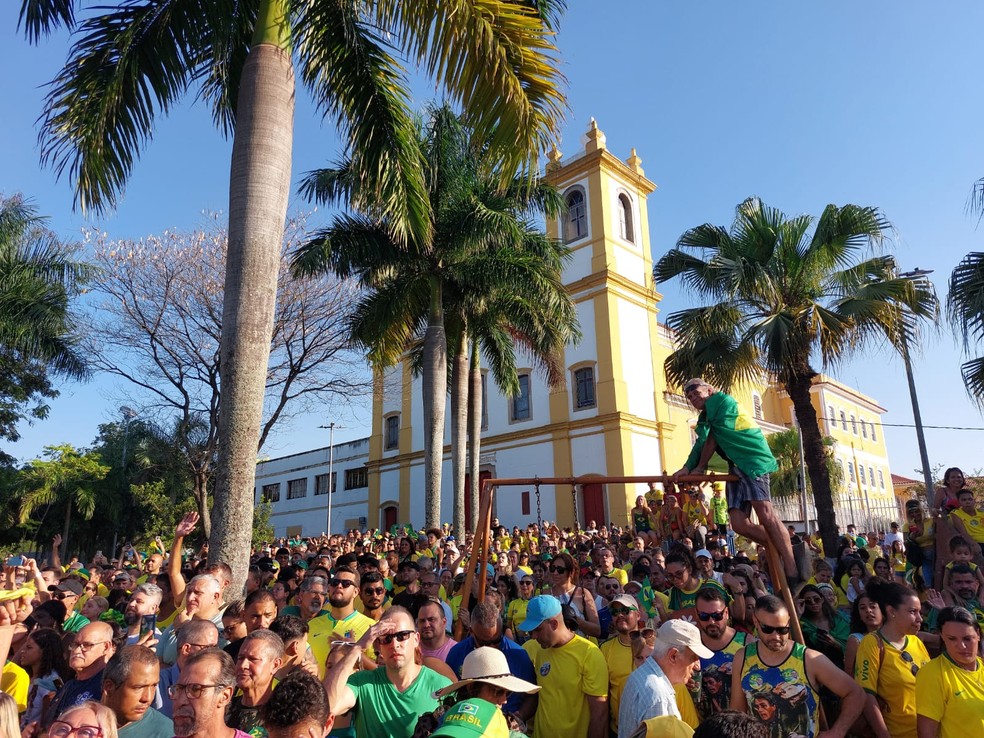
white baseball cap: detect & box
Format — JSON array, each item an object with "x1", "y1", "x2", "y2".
[{"x1": 657, "y1": 619, "x2": 714, "y2": 659}]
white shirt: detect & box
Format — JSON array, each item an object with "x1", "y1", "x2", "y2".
[
  {"x1": 617, "y1": 656, "x2": 679, "y2": 738},
  {"x1": 883, "y1": 531, "x2": 903, "y2": 549}
]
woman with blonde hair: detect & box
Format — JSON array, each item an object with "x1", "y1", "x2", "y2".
[
  {"x1": 45, "y1": 700, "x2": 117, "y2": 738},
  {"x1": 0, "y1": 692, "x2": 19, "y2": 738}
]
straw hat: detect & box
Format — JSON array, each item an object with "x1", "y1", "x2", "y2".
[{"x1": 436, "y1": 647, "x2": 541, "y2": 697}]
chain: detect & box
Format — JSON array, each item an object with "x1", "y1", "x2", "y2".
[
  {"x1": 534, "y1": 478, "x2": 543, "y2": 551},
  {"x1": 572, "y1": 483, "x2": 580, "y2": 533}
]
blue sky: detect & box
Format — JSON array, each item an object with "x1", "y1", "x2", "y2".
[{"x1": 2, "y1": 2, "x2": 984, "y2": 480}]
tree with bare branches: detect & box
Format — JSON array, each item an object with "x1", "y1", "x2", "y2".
[{"x1": 86, "y1": 214, "x2": 368, "y2": 535}]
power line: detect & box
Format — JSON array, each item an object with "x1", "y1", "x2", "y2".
[{"x1": 817, "y1": 417, "x2": 984, "y2": 432}]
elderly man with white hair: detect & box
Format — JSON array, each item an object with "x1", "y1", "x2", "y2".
[
  {"x1": 157, "y1": 575, "x2": 227, "y2": 664},
  {"x1": 617, "y1": 619, "x2": 712, "y2": 738}
]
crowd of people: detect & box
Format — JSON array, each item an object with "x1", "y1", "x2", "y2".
[{"x1": 0, "y1": 379, "x2": 979, "y2": 738}]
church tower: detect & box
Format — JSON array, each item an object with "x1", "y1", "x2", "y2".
[{"x1": 538, "y1": 119, "x2": 675, "y2": 527}]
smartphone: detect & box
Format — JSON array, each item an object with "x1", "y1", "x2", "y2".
[
  {"x1": 7, "y1": 555, "x2": 23, "y2": 567},
  {"x1": 140, "y1": 614, "x2": 157, "y2": 638}
]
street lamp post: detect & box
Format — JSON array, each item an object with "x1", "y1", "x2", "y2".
[
  {"x1": 320, "y1": 422, "x2": 336, "y2": 534},
  {"x1": 899, "y1": 268, "x2": 935, "y2": 505}
]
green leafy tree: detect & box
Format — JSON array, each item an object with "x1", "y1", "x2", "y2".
[
  {"x1": 294, "y1": 104, "x2": 577, "y2": 530},
  {"x1": 19, "y1": 444, "x2": 110, "y2": 557},
  {"x1": 21, "y1": 0, "x2": 567, "y2": 594},
  {"x1": 0, "y1": 194, "x2": 92, "y2": 454},
  {"x1": 766, "y1": 428, "x2": 843, "y2": 501},
  {"x1": 947, "y1": 252, "x2": 984, "y2": 401},
  {"x1": 654, "y1": 197, "x2": 938, "y2": 556}
]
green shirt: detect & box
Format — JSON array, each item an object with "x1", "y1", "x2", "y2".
[
  {"x1": 686, "y1": 392, "x2": 778, "y2": 478},
  {"x1": 347, "y1": 665, "x2": 450, "y2": 738},
  {"x1": 63, "y1": 611, "x2": 90, "y2": 634},
  {"x1": 710, "y1": 495, "x2": 729, "y2": 525}
]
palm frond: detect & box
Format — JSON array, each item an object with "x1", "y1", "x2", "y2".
[
  {"x1": 19, "y1": 0, "x2": 76, "y2": 42},
  {"x1": 948, "y1": 252, "x2": 984, "y2": 349},
  {"x1": 293, "y1": 0, "x2": 430, "y2": 244},
  {"x1": 39, "y1": 0, "x2": 213, "y2": 213},
  {"x1": 373, "y1": 0, "x2": 567, "y2": 180}
]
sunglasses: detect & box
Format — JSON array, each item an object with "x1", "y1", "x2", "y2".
[
  {"x1": 758, "y1": 623, "x2": 791, "y2": 635},
  {"x1": 329, "y1": 578, "x2": 356, "y2": 589},
  {"x1": 629, "y1": 628, "x2": 657, "y2": 642},
  {"x1": 362, "y1": 587, "x2": 386, "y2": 596},
  {"x1": 697, "y1": 610, "x2": 726, "y2": 622},
  {"x1": 900, "y1": 650, "x2": 920, "y2": 675},
  {"x1": 610, "y1": 606, "x2": 638, "y2": 617},
  {"x1": 377, "y1": 630, "x2": 415, "y2": 646},
  {"x1": 548, "y1": 566, "x2": 567, "y2": 574}
]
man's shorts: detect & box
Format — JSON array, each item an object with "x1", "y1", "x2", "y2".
[{"x1": 726, "y1": 466, "x2": 772, "y2": 514}]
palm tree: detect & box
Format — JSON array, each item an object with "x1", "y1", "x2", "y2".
[
  {"x1": 294, "y1": 104, "x2": 576, "y2": 529},
  {"x1": 947, "y1": 252, "x2": 984, "y2": 401},
  {"x1": 19, "y1": 444, "x2": 110, "y2": 558},
  {"x1": 654, "y1": 197, "x2": 938, "y2": 555},
  {"x1": 21, "y1": 0, "x2": 567, "y2": 592},
  {"x1": 766, "y1": 428, "x2": 843, "y2": 500},
  {"x1": 0, "y1": 194, "x2": 90, "y2": 379}
]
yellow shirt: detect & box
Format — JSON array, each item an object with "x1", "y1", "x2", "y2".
[
  {"x1": 1, "y1": 661, "x2": 29, "y2": 712},
  {"x1": 307, "y1": 610, "x2": 376, "y2": 678},
  {"x1": 505, "y1": 599, "x2": 530, "y2": 639},
  {"x1": 599, "y1": 637, "x2": 633, "y2": 733},
  {"x1": 674, "y1": 682, "x2": 700, "y2": 729},
  {"x1": 952, "y1": 508, "x2": 984, "y2": 543},
  {"x1": 601, "y1": 568, "x2": 629, "y2": 587},
  {"x1": 915, "y1": 655, "x2": 984, "y2": 738},
  {"x1": 855, "y1": 633, "x2": 931, "y2": 738},
  {"x1": 524, "y1": 635, "x2": 608, "y2": 738}
]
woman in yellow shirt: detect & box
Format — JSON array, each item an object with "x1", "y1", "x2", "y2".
[
  {"x1": 916, "y1": 606, "x2": 984, "y2": 738},
  {"x1": 854, "y1": 579, "x2": 931, "y2": 738}
]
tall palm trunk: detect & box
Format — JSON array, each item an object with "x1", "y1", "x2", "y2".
[
  {"x1": 467, "y1": 342, "x2": 482, "y2": 533},
  {"x1": 421, "y1": 278, "x2": 447, "y2": 529},
  {"x1": 450, "y1": 326, "x2": 469, "y2": 537},
  {"x1": 193, "y1": 469, "x2": 212, "y2": 539},
  {"x1": 211, "y1": 1, "x2": 295, "y2": 597},
  {"x1": 785, "y1": 369, "x2": 838, "y2": 557}
]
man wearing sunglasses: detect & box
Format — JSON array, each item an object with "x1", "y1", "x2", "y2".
[
  {"x1": 693, "y1": 586, "x2": 746, "y2": 718},
  {"x1": 308, "y1": 567, "x2": 375, "y2": 678},
  {"x1": 618, "y1": 619, "x2": 711, "y2": 738},
  {"x1": 48, "y1": 580, "x2": 90, "y2": 633},
  {"x1": 731, "y1": 595, "x2": 864, "y2": 738},
  {"x1": 323, "y1": 606, "x2": 451, "y2": 738},
  {"x1": 600, "y1": 594, "x2": 648, "y2": 736}
]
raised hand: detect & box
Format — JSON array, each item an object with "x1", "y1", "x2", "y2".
[{"x1": 176, "y1": 511, "x2": 200, "y2": 538}]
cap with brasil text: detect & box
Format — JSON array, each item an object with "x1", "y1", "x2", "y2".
[{"x1": 431, "y1": 698, "x2": 509, "y2": 738}]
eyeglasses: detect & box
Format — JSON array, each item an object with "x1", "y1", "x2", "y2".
[
  {"x1": 758, "y1": 623, "x2": 791, "y2": 635},
  {"x1": 480, "y1": 684, "x2": 510, "y2": 700},
  {"x1": 610, "y1": 606, "x2": 638, "y2": 617},
  {"x1": 377, "y1": 630, "x2": 415, "y2": 646},
  {"x1": 900, "y1": 650, "x2": 920, "y2": 675},
  {"x1": 168, "y1": 683, "x2": 225, "y2": 699},
  {"x1": 547, "y1": 566, "x2": 567, "y2": 574},
  {"x1": 697, "y1": 610, "x2": 726, "y2": 622},
  {"x1": 70, "y1": 640, "x2": 109, "y2": 653},
  {"x1": 329, "y1": 578, "x2": 356, "y2": 589},
  {"x1": 362, "y1": 587, "x2": 386, "y2": 596},
  {"x1": 629, "y1": 628, "x2": 657, "y2": 642},
  {"x1": 49, "y1": 722, "x2": 103, "y2": 738},
  {"x1": 520, "y1": 580, "x2": 534, "y2": 586}
]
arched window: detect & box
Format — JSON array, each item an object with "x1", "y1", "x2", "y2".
[
  {"x1": 752, "y1": 392, "x2": 764, "y2": 420},
  {"x1": 870, "y1": 422, "x2": 878, "y2": 442},
  {"x1": 827, "y1": 405, "x2": 835, "y2": 433},
  {"x1": 878, "y1": 469, "x2": 885, "y2": 488},
  {"x1": 861, "y1": 420, "x2": 868, "y2": 439},
  {"x1": 565, "y1": 189, "x2": 587, "y2": 242},
  {"x1": 868, "y1": 466, "x2": 876, "y2": 487},
  {"x1": 618, "y1": 193, "x2": 634, "y2": 243},
  {"x1": 850, "y1": 414, "x2": 858, "y2": 435},
  {"x1": 847, "y1": 461, "x2": 855, "y2": 485},
  {"x1": 839, "y1": 411, "x2": 847, "y2": 431}
]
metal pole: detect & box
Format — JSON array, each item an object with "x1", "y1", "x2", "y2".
[{"x1": 326, "y1": 422, "x2": 335, "y2": 534}]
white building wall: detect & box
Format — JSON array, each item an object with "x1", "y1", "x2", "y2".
[
  {"x1": 618, "y1": 301, "x2": 658, "y2": 420},
  {"x1": 257, "y1": 439, "x2": 371, "y2": 537}
]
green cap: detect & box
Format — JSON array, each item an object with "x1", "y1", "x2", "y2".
[{"x1": 431, "y1": 699, "x2": 509, "y2": 738}]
